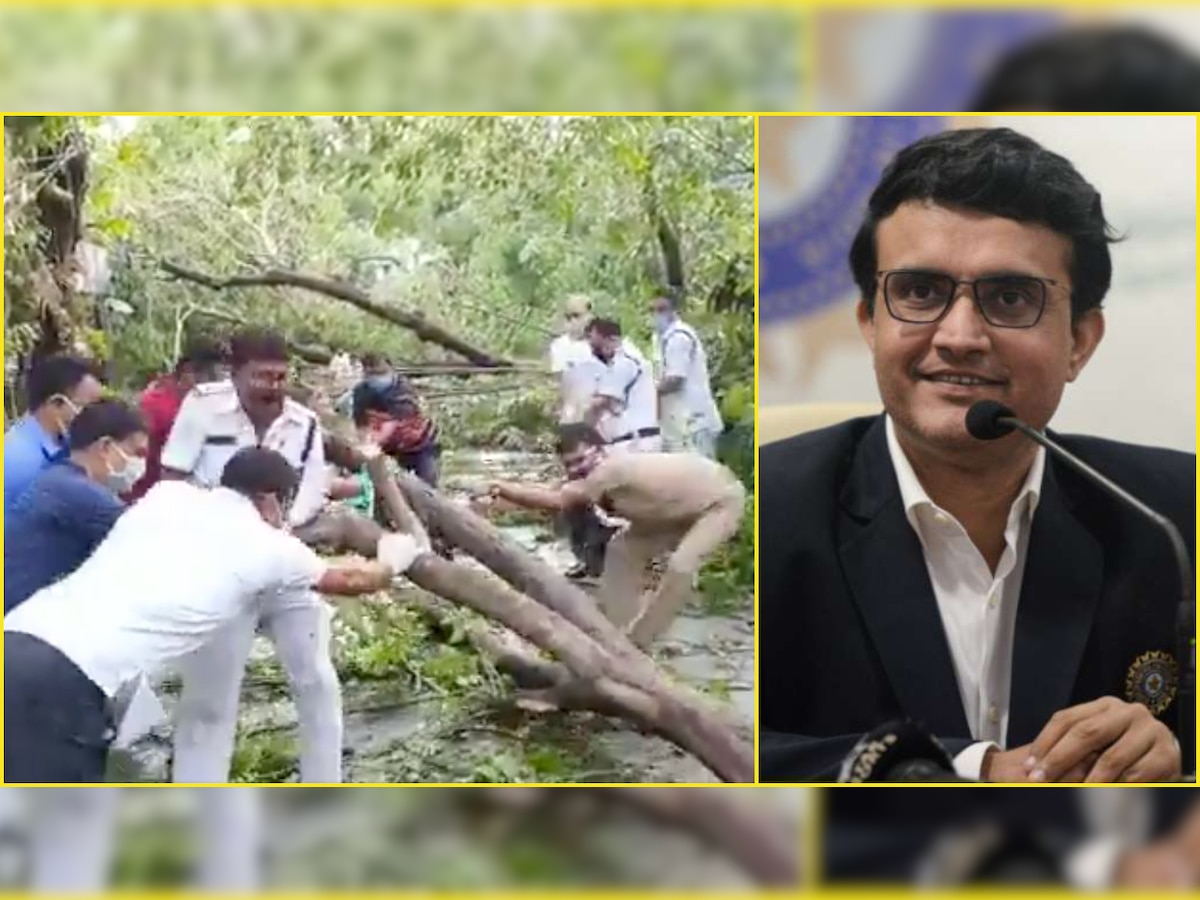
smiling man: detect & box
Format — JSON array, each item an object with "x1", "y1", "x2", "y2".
[{"x1": 759, "y1": 127, "x2": 1195, "y2": 783}]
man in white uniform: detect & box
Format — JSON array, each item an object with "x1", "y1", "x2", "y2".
[
  {"x1": 548, "y1": 294, "x2": 599, "y2": 423},
  {"x1": 158, "y1": 329, "x2": 344, "y2": 783},
  {"x1": 4, "y1": 447, "x2": 422, "y2": 783},
  {"x1": 584, "y1": 318, "x2": 662, "y2": 454},
  {"x1": 650, "y1": 293, "x2": 723, "y2": 458}
]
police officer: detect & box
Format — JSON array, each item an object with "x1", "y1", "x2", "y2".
[
  {"x1": 159, "y1": 328, "x2": 343, "y2": 783},
  {"x1": 584, "y1": 318, "x2": 662, "y2": 455},
  {"x1": 481, "y1": 424, "x2": 746, "y2": 649},
  {"x1": 650, "y1": 293, "x2": 723, "y2": 459}
]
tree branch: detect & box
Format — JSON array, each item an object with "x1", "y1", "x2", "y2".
[{"x1": 159, "y1": 260, "x2": 513, "y2": 367}]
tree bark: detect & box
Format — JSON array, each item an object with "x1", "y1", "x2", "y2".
[
  {"x1": 473, "y1": 787, "x2": 800, "y2": 886},
  {"x1": 359, "y1": 458, "x2": 754, "y2": 783},
  {"x1": 160, "y1": 260, "x2": 512, "y2": 367}
]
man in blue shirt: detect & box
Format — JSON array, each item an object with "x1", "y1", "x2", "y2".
[
  {"x1": 5, "y1": 354, "x2": 105, "y2": 513},
  {"x1": 5, "y1": 399, "x2": 148, "y2": 613}
]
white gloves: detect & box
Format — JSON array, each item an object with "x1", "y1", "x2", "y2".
[{"x1": 376, "y1": 532, "x2": 424, "y2": 575}]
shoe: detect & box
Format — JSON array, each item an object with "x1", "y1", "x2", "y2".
[{"x1": 565, "y1": 563, "x2": 589, "y2": 579}]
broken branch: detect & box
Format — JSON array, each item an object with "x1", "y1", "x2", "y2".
[{"x1": 160, "y1": 260, "x2": 512, "y2": 367}]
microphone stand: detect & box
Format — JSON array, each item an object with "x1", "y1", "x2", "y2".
[{"x1": 1000, "y1": 416, "x2": 1196, "y2": 771}]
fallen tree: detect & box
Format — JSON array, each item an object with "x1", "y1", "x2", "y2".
[
  {"x1": 160, "y1": 260, "x2": 513, "y2": 367},
  {"x1": 468, "y1": 787, "x2": 800, "y2": 886},
  {"x1": 347, "y1": 454, "x2": 755, "y2": 785}
]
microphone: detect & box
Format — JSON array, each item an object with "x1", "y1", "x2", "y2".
[
  {"x1": 838, "y1": 720, "x2": 976, "y2": 782},
  {"x1": 966, "y1": 400, "x2": 1196, "y2": 768}
]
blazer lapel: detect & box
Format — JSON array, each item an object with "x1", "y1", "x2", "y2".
[
  {"x1": 1008, "y1": 461, "x2": 1103, "y2": 745},
  {"x1": 837, "y1": 418, "x2": 972, "y2": 739}
]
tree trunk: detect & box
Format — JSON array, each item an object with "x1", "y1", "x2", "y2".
[
  {"x1": 473, "y1": 787, "x2": 800, "y2": 886},
  {"x1": 359, "y1": 458, "x2": 754, "y2": 783}
]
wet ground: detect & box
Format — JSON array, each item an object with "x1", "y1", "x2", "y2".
[{"x1": 111, "y1": 449, "x2": 754, "y2": 784}]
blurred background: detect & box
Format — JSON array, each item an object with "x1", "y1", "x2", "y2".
[
  {"x1": 0, "y1": 787, "x2": 806, "y2": 891},
  {"x1": 0, "y1": 4, "x2": 803, "y2": 112},
  {"x1": 758, "y1": 113, "x2": 1197, "y2": 453},
  {"x1": 809, "y1": 6, "x2": 1200, "y2": 112},
  {"x1": 820, "y1": 788, "x2": 1200, "y2": 890}
]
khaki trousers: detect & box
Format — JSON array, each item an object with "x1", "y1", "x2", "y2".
[{"x1": 595, "y1": 484, "x2": 746, "y2": 649}]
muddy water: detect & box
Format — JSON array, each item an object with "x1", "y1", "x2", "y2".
[{"x1": 111, "y1": 449, "x2": 754, "y2": 784}]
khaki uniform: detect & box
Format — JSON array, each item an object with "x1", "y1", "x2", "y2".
[{"x1": 573, "y1": 452, "x2": 746, "y2": 647}]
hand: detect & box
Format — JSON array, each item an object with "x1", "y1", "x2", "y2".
[
  {"x1": 1115, "y1": 843, "x2": 1197, "y2": 888},
  {"x1": 375, "y1": 532, "x2": 424, "y2": 575},
  {"x1": 981, "y1": 743, "x2": 1097, "y2": 783},
  {"x1": 470, "y1": 481, "x2": 503, "y2": 500},
  {"x1": 1024, "y1": 697, "x2": 1181, "y2": 783}
]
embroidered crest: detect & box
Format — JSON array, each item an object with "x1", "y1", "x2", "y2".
[{"x1": 1124, "y1": 651, "x2": 1178, "y2": 716}]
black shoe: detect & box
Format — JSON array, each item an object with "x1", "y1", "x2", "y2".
[{"x1": 565, "y1": 563, "x2": 589, "y2": 580}]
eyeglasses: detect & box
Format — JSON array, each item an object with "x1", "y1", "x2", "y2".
[{"x1": 877, "y1": 270, "x2": 1062, "y2": 329}]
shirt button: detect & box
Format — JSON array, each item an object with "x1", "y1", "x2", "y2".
[
  {"x1": 932, "y1": 511, "x2": 949, "y2": 525},
  {"x1": 987, "y1": 593, "x2": 998, "y2": 609},
  {"x1": 988, "y1": 705, "x2": 1000, "y2": 724}
]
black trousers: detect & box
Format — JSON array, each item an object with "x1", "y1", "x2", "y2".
[
  {"x1": 563, "y1": 505, "x2": 618, "y2": 576},
  {"x1": 4, "y1": 632, "x2": 114, "y2": 783}
]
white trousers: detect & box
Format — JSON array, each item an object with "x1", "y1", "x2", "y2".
[
  {"x1": 663, "y1": 426, "x2": 719, "y2": 459},
  {"x1": 172, "y1": 588, "x2": 342, "y2": 784},
  {"x1": 0, "y1": 787, "x2": 262, "y2": 891}
]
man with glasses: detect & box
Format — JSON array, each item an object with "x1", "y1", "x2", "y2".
[
  {"x1": 4, "y1": 354, "x2": 106, "y2": 512},
  {"x1": 759, "y1": 128, "x2": 1194, "y2": 783}
]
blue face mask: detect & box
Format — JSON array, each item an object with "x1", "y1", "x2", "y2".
[
  {"x1": 653, "y1": 312, "x2": 673, "y2": 333},
  {"x1": 366, "y1": 373, "x2": 395, "y2": 392}
]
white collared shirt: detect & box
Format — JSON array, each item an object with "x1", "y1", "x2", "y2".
[
  {"x1": 596, "y1": 347, "x2": 659, "y2": 440},
  {"x1": 4, "y1": 481, "x2": 328, "y2": 698},
  {"x1": 549, "y1": 335, "x2": 597, "y2": 423},
  {"x1": 652, "y1": 318, "x2": 723, "y2": 436},
  {"x1": 884, "y1": 415, "x2": 1047, "y2": 780},
  {"x1": 159, "y1": 379, "x2": 327, "y2": 527}
]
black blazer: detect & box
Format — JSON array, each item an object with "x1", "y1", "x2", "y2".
[
  {"x1": 759, "y1": 416, "x2": 1196, "y2": 782},
  {"x1": 821, "y1": 787, "x2": 1198, "y2": 883}
]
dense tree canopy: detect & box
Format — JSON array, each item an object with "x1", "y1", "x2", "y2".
[{"x1": 5, "y1": 115, "x2": 753, "y2": 434}]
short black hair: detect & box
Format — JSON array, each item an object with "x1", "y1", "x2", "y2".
[
  {"x1": 556, "y1": 423, "x2": 606, "y2": 456},
  {"x1": 849, "y1": 127, "x2": 1118, "y2": 319},
  {"x1": 972, "y1": 26, "x2": 1200, "y2": 113},
  {"x1": 219, "y1": 447, "x2": 300, "y2": 502},
  {"x1": 67, "y1": 399, "x2": 145, "y2": 452},
  {"x1": 177, "y1": 336, "x2": 226, "y2": 373},
  {"x1": 586, "y1": 318, "x2": 622, "y2": 339},
  {"x1": 26, "y1": 354, "x2": 99, "y2": 410},
  {"x1": 228, "y1": 328, "x2": 289, "y2": 370},
  {"x1": 360, "y1": 353, "x2": 389, "y2": 369}
]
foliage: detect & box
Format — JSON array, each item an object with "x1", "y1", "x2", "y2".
[
  {"x1": 0, "y1": 8, "x2": 801, "y2": 113},
  {"x1": 8, "y1": 116, "x2": 752, "y2": 400},
  {"x1": 5, "y1": 115, "x2": 756, "y2": 784}
]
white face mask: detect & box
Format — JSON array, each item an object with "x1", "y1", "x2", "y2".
[{"x1": 105, "y1": 445, "x2": 146, "y2": 494}]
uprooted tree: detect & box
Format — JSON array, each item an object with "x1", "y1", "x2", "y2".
[{"x1": 4, "y1": 116, "x2": 757, "y2": 787}]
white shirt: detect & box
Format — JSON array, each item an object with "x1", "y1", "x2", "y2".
[
  {"x1": 885, "y1": 415, "x2": 1046, "y2": 780},
  {"x1": 4, "y1": 481, "x2": 328, "y2": 698},
  {"x1": 160, "y1": 380, "x2": 328, "y2": 528},
  {"x1": 595, "y1": 348, "x2": 658, "y2": 439},
  {"x1": 653, "y1": 319, "x2": 723, "y2": 436},
  {"x1": 549, "y1": 334, "x2": 597, "y2": 423}
]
